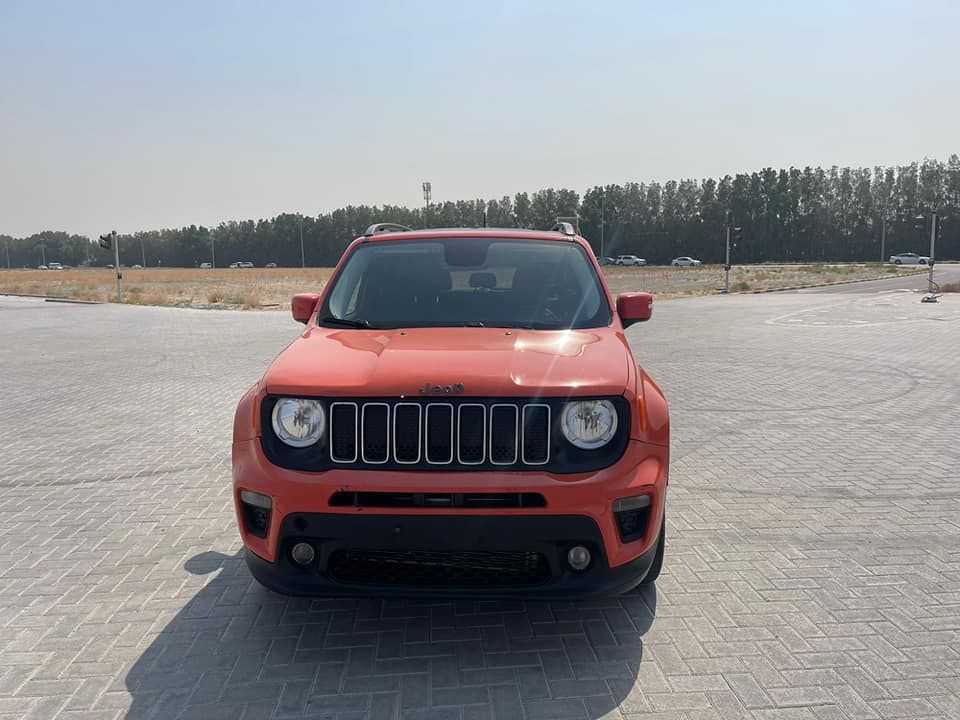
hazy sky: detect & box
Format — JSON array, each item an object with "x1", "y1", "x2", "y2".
[{"x1": 2, "y1": 0, "x2": 958, "y2": 239}]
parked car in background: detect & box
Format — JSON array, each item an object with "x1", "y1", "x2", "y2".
[
  {"x1": 131, "y1": 264, "x2": 143, "y2": 269},
  {"x1": 47, "y1": 262, "x2": 63, "y2": 270},
  {"x1": 615, "y1": 255, "x2": 647, "y2": 266},
  {"x1": 37, "y1": 264, "x2": 48, "y2": 270},
  {"x1": 889, "y1": 252, "x2": 929, "y2": 265},
  {"x1": 200, "y1": 262, "x2": 212, "y2": 269},
  {"x1": 598, "y1": 257, "x2": 616, "y2": 266},
  {"x1": 239, "y1": 261, "x2": 255, "y2": 268},
  {"x1": 265, "y1": 262, "x2": 277, "y2": 268},
  {"x1": 671, "y1": 256, "x2": 701, "y2": 267}
]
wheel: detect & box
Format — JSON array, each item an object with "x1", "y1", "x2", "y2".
[
  {"x1": 640, "y1": 512, "x2": 665, "y2": 585},
  {"x1": 919, "y1": 259, "x2": 927, "y2": 265},
  {"x1": 894, "y1": 259, "x2": 901, "y2": 265},
  {"x1": 672, "y1": 262, "x2": 679, "y2": 267}
]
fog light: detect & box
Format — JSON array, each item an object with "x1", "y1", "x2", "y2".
[
  {"x1": 567, "y1": 545, "x2": 591, "y2": 571},
  {"x1": 240, "y1": 490, "x2": 272, "y2": 508},
  {"x1": 291, "y1": 542, "x2": 315, "y2": 566}
]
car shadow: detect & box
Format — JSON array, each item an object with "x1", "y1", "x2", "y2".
[{"x1": 125, "y1": 551, "x2": 656, "y2": 719}]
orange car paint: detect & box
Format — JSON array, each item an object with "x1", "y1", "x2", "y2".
[{"x1": 232, "y1": 228, "x2": 669, "y2": 591}]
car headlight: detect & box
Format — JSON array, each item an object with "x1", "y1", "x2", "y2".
[
  {"x1": 560, "y1": 400, "x2": 618, "y2": 449},
  {"x1": 271, "y1": 398, "x2": 326, "y2": 447}
]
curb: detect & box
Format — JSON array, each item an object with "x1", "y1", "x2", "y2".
[
  {"x1": 0, "y1": 292, "x2": 104, "y2": 304},
  {"x1": 734, "y1": 270, "x2": 928, "y2": 294},
  {"x1": 45, "y1": 297, "x2": 105, "y2": 305}
]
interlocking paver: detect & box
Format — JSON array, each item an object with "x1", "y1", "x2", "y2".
[{"x1": 1, "y1": 289, "x2": 959, "y2": 719}]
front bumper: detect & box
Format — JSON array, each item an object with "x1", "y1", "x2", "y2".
[
  {"x1": 245, "y1": 513, "x2": 659, "y2": 598},
  {"x1": 233, "y1": 437, "x2": 667, "y2": 596}
]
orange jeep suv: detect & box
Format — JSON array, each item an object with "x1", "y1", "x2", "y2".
[{"x1": 232, "y1": 223, "x2": 669, "y2": 597}]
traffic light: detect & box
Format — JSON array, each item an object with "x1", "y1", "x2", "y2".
[{"x1": 98, "y1": 231, "x2": 116, "y2": 250}]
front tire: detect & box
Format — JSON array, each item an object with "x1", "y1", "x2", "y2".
[
  {"x1": 640, "y1": 513, "x2": 665, "y2": 585},
  {"x1": 894, "y1": 259, "x2": 902, "y2": 265}
]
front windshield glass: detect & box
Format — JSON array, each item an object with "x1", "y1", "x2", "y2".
[{"x1": 320, "y1": 238, "x2": 610, "y2": 330}]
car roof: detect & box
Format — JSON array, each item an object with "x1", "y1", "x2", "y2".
[{"x1": 358, "y1": 227, "x2": 581, "y2": 243}]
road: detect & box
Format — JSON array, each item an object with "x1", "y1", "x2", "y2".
[
  {"x1": 1, "y1": 292, "x2": 959, "y2": 720},
  {"x1": 797, "y1": 262, "x2": 960, "y2": 294}
]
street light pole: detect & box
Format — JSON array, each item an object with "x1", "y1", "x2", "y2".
[
  {"x1": 927, "y1": 211, "x2": 937, "y2": 295},
  {"x1": 210, "y1": 232, "x2": 216, "y2": 269},
  {"x1": 299, "y1": 218, "x2": 305, "y2": 268},
  {"x1": 724, "y1": 225, "x2": 732, "y2": 294},
  {"x1": 880, "y1": 217, "x2": 887, "y2": 263},
  {"x1": 600, "y1": 194, "x2": 605, "y2": 259},
  {"x1": 140, "y1": 236, "x2": 146, "y2": 267}
]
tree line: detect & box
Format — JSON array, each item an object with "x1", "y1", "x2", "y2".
[{"x1": 3, "y1": 156, "x2": 958, "y2": 269}]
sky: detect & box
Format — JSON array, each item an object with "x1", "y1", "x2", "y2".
[{"x1": 2, "y1": 0, "x2": 959, "y2": 240}]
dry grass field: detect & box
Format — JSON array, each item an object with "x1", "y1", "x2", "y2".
[{"x1": 0, "y1": 263, "x2": 920, "y2": 309}]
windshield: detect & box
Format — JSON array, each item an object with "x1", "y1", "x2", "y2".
[{"x1": 320, "y1": 239, "x2": 611, "y2": 330}]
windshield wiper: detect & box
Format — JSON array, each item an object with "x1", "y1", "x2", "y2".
[{"x1": 320, "y1": 316, "x2": 375, "y2": 329}]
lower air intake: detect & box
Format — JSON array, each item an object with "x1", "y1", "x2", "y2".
[{"x1": 328, "y1": 549, "x2": 551, "y2": 587}]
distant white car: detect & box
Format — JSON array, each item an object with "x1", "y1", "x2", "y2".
[
  {"x1": 200, "y1": 262, "x2": 213, "y2": 269},
  {"x1": 230, "y1": 261, "x2": 254, "y2": 269},
  {"x1": 47, "y1": 262, "x2": 63, "y2": 270},
  {"x1": 615, "y1": 255, "x2": 647, "y2": 266},
  {"x1": 37, "y1": 264, "x2": 48, "y2": 270},
  {"x1": 889, "y1": 252, "x2": 929, "y2": 265},
  {"x1": 672, "y1": 256, "x2": 702, "y2": 267}
]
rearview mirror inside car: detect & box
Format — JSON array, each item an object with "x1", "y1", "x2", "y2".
[
  {"x1": 617, "y1": 292, "x2": 653, "y2": 328},
  {"x1": 291, "y1": 293, "x2": 321, "y2": 323}
]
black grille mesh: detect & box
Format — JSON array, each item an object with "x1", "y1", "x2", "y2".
[
  {"x1": 490, "y1": 406, "x2": 518, "y2": 463},
  {"x1": 328, "y1": 549, "x2": 551, "y2": 587},
  {"x1": 394, "y1": 405, "x2": 421, "y2": 462},
  {"x1": 522, "y1": 406, "x2": 550, "y2": 464},
  {"x1": 330, "y1": 404, "x2": 357, "y2": 461},
  {"x1": 362, "y1": 404, "x2": 388, "y2": 462},
  {"x1": 426, "y1": 405, "x2": 453, "y2": 463},
  {"x1": 457, "y1": 405, "x2": 485, "y2": 463}
]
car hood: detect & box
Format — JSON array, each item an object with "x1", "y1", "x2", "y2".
[{"x1": 263, "y1": 326, "x2": 632, "y2": 398}]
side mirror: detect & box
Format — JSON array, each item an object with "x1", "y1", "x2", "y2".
[
  {"x1": 291, "y1": 293, "x2": 321, "y2": 323},
  {"x1": 617, "y1": 292, "x2": 653, "y2": 328}
]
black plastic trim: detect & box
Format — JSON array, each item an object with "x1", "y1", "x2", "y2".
[
  {"x1": 244, "y1": 513, "x2": 656, "y2": 598},
  {"x1": 259, "y1": 395, "x2": 630, "y2": 475}
]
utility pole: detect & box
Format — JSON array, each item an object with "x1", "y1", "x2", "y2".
[
  {"x1": 140, "y1": 235, "x2": 146, "y2": 267},
  {"x1": 600, "y1": 193, "x2": 605, "y2": 259},
  {"x1": 724, "y1": 225, "x2": 732, "y2": 294},
  {"x1": 40, "y1": 243, "x2": 46, "y2": 266},
  {"x1": 926, "y1": 211, "x2": 937, "y2": 299},
  {"x1": 210, "y1": 231, "x2": 216, "y2": 269},
  {"x1": 880, "y1": 217, "x2": 887, "y2": 263},
  {"x1": 4, "y1": 238, "x2": 10, "y2": 268},
  {"x1": 299, "y1": 218, "x2": 305, "y2": 268}
]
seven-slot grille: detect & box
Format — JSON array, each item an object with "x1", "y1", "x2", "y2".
[{"x1": 328, "y1": 401, "x2": 551, "y2": 468}]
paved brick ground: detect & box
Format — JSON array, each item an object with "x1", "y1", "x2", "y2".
[{"x1": 1, "y1": 289, "x2": 958, "y2": 720}]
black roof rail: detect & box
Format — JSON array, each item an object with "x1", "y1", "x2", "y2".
[
  {"x1": 363, "y1": 222, "x2": 413, "y2": 237},
  {"x1": 550, "y1": 222, "x2": 576, "y2": 237}
]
